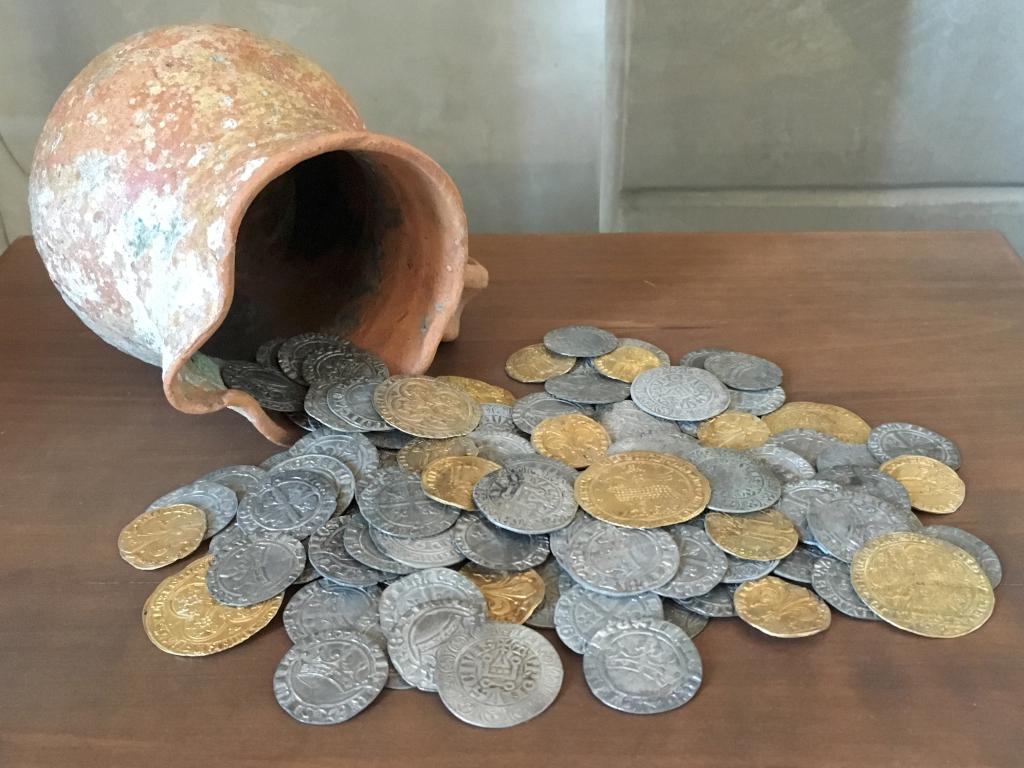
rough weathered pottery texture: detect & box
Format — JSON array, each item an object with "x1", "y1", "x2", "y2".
[{"x1": 28, "y1": 24, "x2": 485, "y2": 444}]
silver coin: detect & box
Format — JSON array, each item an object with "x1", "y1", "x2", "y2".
[
  {"x1": 378, "y1": 568, "x2": 486, "y2": 637},
  {"x1": 221, "y1": 360, "x2": 307, "y2": 412},
  {"x1": 775, "y1": 479, "x2": 845, "y2": 544},
  {"x1": 688, "y1": 447, "x2": 782, "y2": 513},
  {"x1": 728, "y1": 385, "x2": 786, "y2": 416},
  {"x1": 278, "y1": 332, "x2": 351, "y2": 385},
  {"x1": 512, "y1": 392, "x2": 592, "y2": 434},
  {"x1": 288, "y1": 410, "x2": 322, "y2": 432},
  {"x1": 584, "y1": 617, "x2": 702, "y2": 714},
  {"x1": 367, "y1": 430, "x2": 415, "y2": 450},
  {"x1": 662, "y1": 602, "x2": 710, "y2": 638},
  {"x1": 308, "y1": 516, "x2": 389, "y2": 586},
  {"x1": 543, "y1": 325, "x2": 618, "y2": 357},
  {"x1": 867, "y1": 422, "x2": 961, "y2": 469},
  {"x1": 922, "y1": 525, "x2": 1002, "y2": 587},
  {"x1": 148, "y1": 479, "x2": 238, "y2": 539},
  {"x1": 342, "y1": 513, "x2": 417, "y2": 575},
  {"x1": 631, "y1": 366, "x2": 730, "y2": 421},
  {"x1": 259, "y1": 451, "x2": 292, "y2": 470},
  {"x1": 386, "y1": 664, "x2": 414, "y2": 690},
  {"x1": 767, "y1": 429, "x2": 841, "y2": 467},
  {"x1": 721, "y1": 553, "x2": 780, "y2": 584},
  {"x1": 302, "y1": 348, "x2": 389, "y2": 387},
  {"x1": 292, "y1": 539, "x2": 319, "y2": 585},
  {"x1": 815, "y1": 465, "x2": 912, "y2": 513},
  {"x1": 811, "y1": 556, "x2": 879, "y2": 620},
  {"x1": 269, "y1": 453, "x2": 355, "y2": 508},
  {"x1": 236, "y1": 469, "x2": 337, "y2": 539},
  {"x1": 607, "y1": 431, "x2": 700, "y2": 460},
  {"x1": 676, "y1": 583, "x2": 736, "y2": 617},
  {"x1": 554, "y1": 585, "x2": 663, "y2": 653},
  {"x1": 472, "y1": 432, "x2": 535, "y2": 464},
  {"x1": 747, "y1": 444, "x2": 815, "y2": 483},
  {"x1": 704, "y1": 351, "x2": 782, "y2": 391},
  {"x1": 678, "y1": 347, "x2": 731, "y2": 368},
  {"x1": 472, "y1": 466, "x2": 578, "y2": 535},
  {"x1": 206, "y1": 532, "x2": 305, "y2": 606},
  {"x1": 772, "y1": 544, "x2": 819, "y2": 584},
  {"x1": 807, "y1": 489, "x2": 922, "y2": 562},
  {"x1": 256, "y1": 337, "x2": 286, "y2": 371},
  {"x1": 654, "y1": 525, "x2": 728, "y2": 600},
  {"x1": 452, "y1": 514, "x2": 549, "y2": 570},
  {"x1": 504, "y1": 454, "x2": 580, "y2": 485},
  {"x1": 199, "y1": 465, "x2": 267, "y2": 499},
  {"x1": 273, "y1": 629, "x2": 387, "y2": 724},
  {"x1": 436, "y1": 622, "x2": 563, "y2": 728},
  {"x1": 525, "y1": 558, "x2": 572, "y2": 629},
  {"x1": 359, "y1": 466, "x2": 460, "y2": 537},
  {"x1": 369, "y1": 525, "x2": 465, "y2": 569},
  {"x1": 595, "y1": 400, "x2": 679, "y2": 442},
  {"x1": 815, "y1": 442, "x2": 879, "y2": 471},
  {"x1": 283, "y1": 579, "x2": 382, "y2": 643},
  {"x1": 386, "y1": 598, "x2": 486, "y2": 691},
  {"x1": 471, "y1": 403, "x2": 518, "y2": 435},
  {"x1": 545, "y1": 368, "x2": 631, "y2": 405},
  {"x1": 304, "y1": 379, "x2": 389, "y2": 433},
  {"x1": 617, "y1": 338, "x2": 671, "y2": 367},
  {"x1": 208, "y1": 522, "x2": 248, "y2": 555},
  {"x1": 289, "y1": 429, "x2": 380, "y2": 489},
  {"x1": 676, "y1": 419, "x2": 703, "y2": 436}
]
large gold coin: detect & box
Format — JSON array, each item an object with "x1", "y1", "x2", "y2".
[
  {"x1": 762, "y1": 401, "x2": 870, "y2": 443},
  {"x1": 437, "y1": 375, "x2": 516, "y2": 406},
  {"x1": 851, "y1": 532, "x2": 994, "y2": 638},
  {"x1": 734, "y1": 576, "x2": 831, "y2": 638},
  {"x1": 530, "y1": 413, "x2": 610, "y2": 468},
  {"x1": 459, "y1": 564, "x2": 545, "y2": 624},
  {"x1": 593, "y1": 346, "x2": 662, "y2": 383},
  {"x1": 697, "y1": 411, "x2": 770, "y2": 449},
  {"x1": 879, "y1": 455, "x2": 965, "y2": 514},
  {"x1": 504, "y1": 344, "x2": 575, "y2": 383},
  {"x1": 575, "y1": 451, "x2": 710, "y2": 528},
  {"x1": 118, "y1": 503, "x2": 206, "y2": 570},
  {"x1": 372, "y1": 375, "x2": 481, "y2": 438},
  {"x1": 704, "y1": 509, "x2": 798, "y2": 560},
  {"x1": 397, "y1": 436, "x2": 479, "y2": 474},
  {"x1": 421, "y1": 455, "x2": 501, "y2": 510},
  {"x1": 142, "y1": 555, "x2": 283, "y2": 656}
]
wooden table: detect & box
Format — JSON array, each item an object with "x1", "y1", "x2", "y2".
[{"x1": 1, "y1": 232, "x2": 1021, "y2": 768}]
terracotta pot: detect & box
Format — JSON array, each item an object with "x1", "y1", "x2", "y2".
[{"x1": 28, "y1": 24, "x2": 486, "y2": 444}]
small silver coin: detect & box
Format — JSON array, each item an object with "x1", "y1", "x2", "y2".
[
  {"x1": 277, "y1": 332, "x2": 351, "y2": 385},
  {"x1": 811, "y1": 556, "x2": 879, "y2": 620},
  {"x1": 148, "y1": 479, "x2": 238, "y2": 539},
  {"x1": 922, "y1": 525, "x2": 1002, "y2": 587},
  {"x1": 767, "y1": 429, "x2": 841, "y2": 467},
  {"x1": 775, "y1": 479, "x2": 845, "y2": 544},
  {"x1": 304, "y1": 379, "x2": 389, "y2": 433},
  {"x1": 545, "y1": 368, "x2": 631, "y2": 405},
  {"x1": 662, "y1": 602, "x2": 710, "y2": 638},
  {"x1": 236, "y1": 469, "x2": 337, "y2": 539},
  {"x1": 676, "y1": 583, "x2": 736, "y2": 618},
  {"x1": 283, "y1": 579, "x2": 382, "y2": 643},
  {"x1": 302, "y1": 348, "x2": 389, "y2": 387},
  {"x1": 728, "y1": 386, "x2": 786, "y2": 416},
  {"x1": 807, "y1": 489, "x2": 922, "y2": 563},
  {"x1": 294, "y1": 538, "x2": 319, "y2": 585},
  {"x1": 366, "y1": 430, "x2": 415, "y2": 450},
  {"x1": 543, "y1": 325, "x2": 618, "y2": 357},
  {"x1": 654, "y1": 525, "x2": 729, "y2": 600},
  {"x1": 472, "y1": 466, "x2": 578, "y2": 535},
  {"x1": 512, "y1": 392, "x2": 592, "y2": 434},
  {"x1": 704, "y1": 351, "x2": 782, "y2": 391},
  {"x1": 688, "y1": 447, "x2": 782, "y2": 514},
  {"x1": 359, "y1": 467, "x2": 460, "y2": 538},
  {"x1": 309, "y1": 517, "x2": 390, "y2": 587},
  {"x1": 678, "y1": 347, "x2": 731, "y2": 368},
  {"x1": 721, "y1": 553, "x2": 780, "y2": 584},
  {"x1": 596, "y1": 400, "x2": 679, "y2": 442},
  {"x1": 289, "y1": 429, "x2": 380, "y2": 490},
  {"x1": 256, "y1": 337, "x2": 286, "y2": 371},
  {"x1": 554, "y1": 585, "x2": 663, "y2": 654},
  {"x1": 342, "y1": 513, "x2": 417, "y2": 575},
  {"x1": 378, "y1": 568, "x2": 486, "y2": 637},
  {"x1": 452, "y1": 514, "x2": 549, "y2": 570},
  {"x1": 525, "y1": 558, "x2": 573, "y2": 629},
  {"x1": 747, "y1": 444, "x2": 815, "y2": 484},
  {"x1": 436, "y1": 622, "x2": 564, "y2": 728},
  {"x1": 815, "y1": 465, "x2": 912, "y2": 513},
  {"x1": 199, "y1": 465, "x2": 267, "y2": 499},
  {"x1": 221, "y1": 360, "x2": 307, "y2": 412},
  {"x1": 867, "y1": 422, "x2": 962, "y2": 469},
  {"x1": 584, "y1": 617, "x2": 702, "y2": 714},
  {"x1": 472, "y1": 403, "x2": 518, "y2": 435},
  {"x1": 472, "y1": 432, "x2": 536, "y2": 464},
  {"x1": 631, "y1": 366, "x2": 730, "y2": 422},
  {"x1": 676, "y1": 419, "x2": 703, "y2": 436},
  {"x1": 607, "y1": 431, "x2": 700, "y2": 460},
  {"x1": 504, "y1": 454, "x2": 580, "y2": 485},
  {"x1": 206, "y1": 532, "x2": 305, "y2": 606},
  {"x1": 386, "y1": 598, "x2": 486, "y2": 691},
  {"x1": 815, "y1": 442, "x2": 879, "y2": 471},
  {"x1": 288, "y1": 410, "x2": 322, "y2": 432},
  {"x1": 617, "y1": 338, "x2": 671, "y2": 367},
  {"x1": 386, "y1": 664, "x2": 414, "y2": 690},
  {"x1": 269, "y1": 453, "x2": 356, "y2": 509},
  {"x1": 208, "y1": 522, "x2": 248, "y2": 555},
  {"x1": 369, "y1": 524, "x2": 464, "y2": 569},
  {"x1": 772, "y1": 544, "x2": 819, "y2": 584},
  {"x1": 273, "y1": 629, "x2": 387, "y2": 724}
]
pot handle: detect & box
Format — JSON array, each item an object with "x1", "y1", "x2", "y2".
[{"x1": 442, "y1": 257, "x2": 488, "y2": 341}]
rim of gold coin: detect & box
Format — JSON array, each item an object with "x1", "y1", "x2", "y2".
[
  {"x1": 504, "y1": 343, "x2": 576, "y2": 383},
  {"x1": 397, "y1": 435, "x2": 480, "y2": 474},
  {"x1": 420, "y1": 455, "x2": 501, "y2": 510},
  {"x1": 372, "y1": 375, "x2": 481, "y2": 438},
  {"x1": 879, "y1": 454, "x2": 965, "y2": 514},
  {"x1": 762, "y1": 401, "x2": 870, "y2": 443},
  {"x1": 460, "y1": 565, "x2": 545, "y2": 623},
  {"x1": 734, "y1": 576, "x2": 831, "y2": 638},
  {"x1": 530, "y1": 412, "x2": 610, "y2": 468},
  {"x1": 704, "y1": 508, "x2": 798, "y2": 560},
  {"x1": 697, "y1": 411, "x2": 770, "y2": 450},
  {"x1": 118, "y1": 503, "x2": 207, "y2": 570},
  {"x1": 593, "y1": 346, "x2": 662, "y2": 383},
  {"x1": 574, "y1": 451, "x2": 710, "y2": 528},
  {"x1": 437, "y1": 375, "x2": 516, "y2": 406}
]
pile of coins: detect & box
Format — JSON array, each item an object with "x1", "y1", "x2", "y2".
[{"x1": 120, "y1": 326, "x2": 1001, "y2": 727}]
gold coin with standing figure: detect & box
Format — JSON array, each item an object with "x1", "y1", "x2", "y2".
[
  {"x1": 704, "y1": 509, "x2": 798, "y2": 560},
  {"x1": 734, "y1": 576, "x2": 831, "y2": 638},
  {"x1": 372, "y1": 375, "x2": 481, "y2": 438},
  {"x1": 142, "y1": 555, "x2": 283, "y2": 656},
  {"x1": 593, "y1": 346, "x2": 661, "y2": 383},
  {"x1": 575, "y1": 451, "x2": 710, "y2": 528},
  {"x1": 421, "y1": 455, "x2": 501, "y2": 510},
  {"x1": 437, "y1": 375, "x2": 516, "y2": 406},
  {"x1": 879, "y1": 455, "x2": 965, "y2": 514},
  {"x1": 118, "y1": 503, "x2": 206, "y2": 570},
  {"x1": 762, "y1": 402, "x2": 870, "y2": 443},
  {"x1": 697, "y1": 411, "x2": 770, "y2": 450},
  {"x1": 460, "y1": 564, "x2": 545, "y2": 624},
  {"x1": 504, "y1": 344, "x2": 576, "y2": 383},
  {"x1": 398, "y1": 436, "x2": 479, "y2": 474},
  {"x1": 851, "y1": 532, "x2": 994, "y2": 638},
  {"x1": 531, "y1": 413, "x2": 610, "y2": 468}
]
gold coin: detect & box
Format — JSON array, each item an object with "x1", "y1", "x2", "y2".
[
  {"x1": 575, "y1": 451, "x2": 710, "y2": 528},
  {"x1": 879, "y1": 455, "x2": 965, "y2": 514},
  {"x1": 397, "y1": 436, "x2": 479, "y2": 474},
  {"x1": 734, "y1": 576, "x2": 831, "y2": 638},
  {"x1": 697, "y1": 411, "x2": 770, "y2": 449},
  {"x1": 593, "y1": 346, "x2": 662, "y2": 383},
  {"x1": 704, "y1": 509, "x2": 798, "y2": 560},
  {"x1": 437, "y1": 375, "x2": 516, "y2": 406},
  {"x1": 421, "y1": 455, "x2": 501, "y2": 510},
  {"x1": 530, "y1": 413, "x2": 610, "y2": 468},
  {"x1": 762, "y1": 401, "x2": 870, "y2": 443},
  {"x1": 372, "y1": 375, "x2": 481, "y2": 438},
  {"x1": 504, "y1": 343, "x2": 575, "y2": 383},
  {"x1": 851, "y1": 531, "x2": 994, "y2": 638},
  {"x1": 142, "y1": 555, "x2": 282, "y2": 656},
  {"x1": 117, "y1": 503, "x2": 206, "y2": 570},
  {"x1": 459, "y1": 564, "x2": 545, "y2": 624}
]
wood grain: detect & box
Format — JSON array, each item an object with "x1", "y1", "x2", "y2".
[{"x1": 0, "y1": 232, "x2": 1021, "y2": 768}]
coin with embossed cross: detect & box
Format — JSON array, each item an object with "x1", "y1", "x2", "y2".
[
  {"x1": 302, "y1": 347, "x2": 388, "y2": 386},
  {"x1": 815, "y1": 442, "x2": 879, "y2": 471},
  {"x1": 662, "y1": 602, "x2": 710, "y2": 638},
  {"x1": 452, "y1": 514, "x2": 549, "y2": 570},
  {"x1": 631, "y1": 366, "x2": 730, "y2": 422},
  {"x1": 277, "y1": 332, "x2": 352, "y2": 384},
  {"x1": 221, "y1": 360, "x2": 308, "y2": 412},
  {"x1": 206, "y1": 532, "x2": 306, "y2": 606},
  {"x1": 309, "y1": 516, "x2": 391, "y2": 587},
  {"x1": 472, "y1": 432, "x2": 536, "y2": 465},
  {"x1": 369, "y1": 525, "x2": 465, "y2": 569},
  {"x1": 289, "y1": 429, "x2": 380, "y2": 490},
  {"x1": 236, "y1": 469, "x2": 337, "y2": 539},
  {"x1": 775, "y1": 479, "x2": 844, "y2": 544},
  {"x1": 472, "y1": 404, "x2": 519, "y2": 435},
  {"x1": 773, "y1": 543, "x2": 819, "y2": 584},
  {"x1": 360, "y1": 466, "x2": 461, "y2": 538},
  {"x1": 815, "y1": 465, "x2": 912, "y2": 513},
  {"x1": 676, "y1": 583, "x2": 736, "y2": 617},
  {"x1": 721, "y1": 552, "x2": 780, "y2": 584},
  {"x1": 148, "y1": 479, "x2": 238, "y2": 540},
  {"x1": 118, "y1": 504, "x2": 206, "y2": 570},
  {"x1": 654, "y1": 525, "x2": 728, "y2": 599},
  {"x1": 268, "y1": 454, "x2": 355, "y2": 508},
  {"x1": 342, "y1": 513, "x2": 417, "y2": 575},
  {"x1": 703, "y1": 351, "x2": 783, "y2": 391},
  {"x1": 304, "y1": 379, "x2": 389, "y2": 433},
  {"x1": 767, "y1": 429, "x2": 842, "y2": 466},
  {"x1": 747, "y1": 445, "x2": 815, "y2": 483},
  {"x1": 505, "y1": 344, "x2": 576, "y2": 383},
  {"x1": 283, "y1": 579, "x2": 382, "y2": 643},
  {"x1": 554, "y1": 584, "x2": 664, "y2": 653},
  {"x1": 867, "y1": 422, "x2": 961, "y2": 469},
  {"x1": 728, "y1": 386, "x2": 786, "y2": 416},
  {"x1": 472, "y1": 465, "x2": 578, "y2": 534}
]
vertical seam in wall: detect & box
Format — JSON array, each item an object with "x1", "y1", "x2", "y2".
[
  {"x1": 0, "y1": 128, "x2": 27, "y2": 248},
  {"x1": 0, "y1": 208, "x2": 9, "y2": 249},
  {"x1": 599, "y1": 0, "x2": 633, "y2": 232}
]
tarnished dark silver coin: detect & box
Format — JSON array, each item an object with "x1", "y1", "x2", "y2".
[
  {"x1": 704, "y1": 351, "x2": 782, "y2": 391},
  {"x1": 815, "y1": 465, "x2": 912, "y2": 513},
  {"x1": 811, "y1": 556, "x2": 879, "y2": 620},
  {"x1": 512, "y1": 392, "x2": 592, "y2": 434},
  {"x1": 452, "y1": 514, "x2": 549, "y2": 571},
  {"x1": 728, "y1": 386, "x2": 786, "y2": 416},
  {"x1": 545, "y1": 368, "x2": 631, "y2": 405},
  {"x1": 221, "y1": 360, "x2": 307, "y2": 412},
  {"x1": 278, "y1": 332, "x2": 352, "y2": 385},
  {"x1": 773, "y1": 544, "x2": 819, "y2": 584},
  {"x1": 662, "y1": 602, "x2": 710, "y2": 638},
  {"x1": 676, "y1": 583, "x2": 736, "y2": 618}
]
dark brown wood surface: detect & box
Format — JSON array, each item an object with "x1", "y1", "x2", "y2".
[{"x1": 1, "y1": 232, "x2": 1021, "y2": 768}]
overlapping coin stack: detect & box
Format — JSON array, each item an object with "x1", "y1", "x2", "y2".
[{"x1": 120, "y1": 327, "x2": 1000, "y2": 727}]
